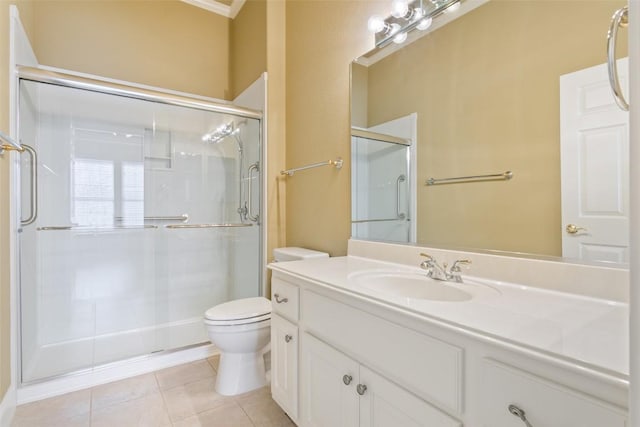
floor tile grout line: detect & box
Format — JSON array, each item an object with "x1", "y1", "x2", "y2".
[
  {"x1": 155, "y1": 373, "x2": 174, "y2": 426},
  {"x1": 237, "y1": 400, "x2": 258, "y2": 427}
]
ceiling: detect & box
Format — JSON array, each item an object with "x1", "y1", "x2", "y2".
[{"x1": 180, "y1": 0, "x2": 246, "y2": 18}]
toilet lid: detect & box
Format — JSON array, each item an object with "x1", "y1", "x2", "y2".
[{"x1": 205, "y1": 297, "x2": 271, "y2": 322}]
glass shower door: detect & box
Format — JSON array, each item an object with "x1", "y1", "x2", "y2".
[{"x1": 18, "y1": 78, "x2": 262, "y2": 383}]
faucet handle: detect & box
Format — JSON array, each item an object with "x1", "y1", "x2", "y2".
[
  {"x1": 419, "y1": 253, "x2": 435, "y2": 261},
  {"x1": 450, "y1": 259, "x2": 472, "y2": 272}
]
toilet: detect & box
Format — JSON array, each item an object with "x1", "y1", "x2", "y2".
[{"x1": 204, "y1": 247, "x2": 329, "y2": 396}]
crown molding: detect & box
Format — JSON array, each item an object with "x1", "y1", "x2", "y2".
[{"x1": 180, "y1": 0, "x2": 245, "y2": 19}]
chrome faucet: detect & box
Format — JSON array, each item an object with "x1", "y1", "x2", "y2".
[{"x1": 419, "y1": 253, "x2": 472, "y2": 283}]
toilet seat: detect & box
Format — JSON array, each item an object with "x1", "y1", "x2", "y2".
[{"x1": 204, "y1": 297, "x2": 271, "y2": 326}]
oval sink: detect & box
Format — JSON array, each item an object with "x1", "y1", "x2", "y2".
[{"x1": 349, "y1": 271, "x2": 499, "y2": 302}]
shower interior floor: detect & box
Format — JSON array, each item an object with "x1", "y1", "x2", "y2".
[{"x1": 11, "y1": 356, "x2": 293, "y2": 427}]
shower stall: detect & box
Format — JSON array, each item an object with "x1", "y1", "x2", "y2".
[{"x1": 16, "y1": 68, "x2": 263, "y2": 384}]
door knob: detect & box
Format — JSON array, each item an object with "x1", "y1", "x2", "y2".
[
  {"x1": 565, "y1": 224, "x2": 587, "y2": 235},
  {"x1": 284, "y1": 334, "x2": 293, "y2": 343},
  {"x1": 356, "y1": 384, "x2": 367, "y2": 395},
  {"x1": 342, "y1": 375, "x2": 353, "y2": 385}
]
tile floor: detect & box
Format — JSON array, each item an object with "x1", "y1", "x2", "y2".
[{"x1": 11, "y1": 356, "x2": 294, "y2": 427}]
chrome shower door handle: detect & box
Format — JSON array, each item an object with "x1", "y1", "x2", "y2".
[
  {"x1": 607, "y1": 5, "x2": 629, "y2": 111},
  {"x1": 396, "y1": 174, "x2": 406, "y2": 220},
  {"x1": 21, "y1": 144, "x2": 38, "y2": 226},
  {"x1": 247, "y1": 162, "x2": 259, "y2": 222}
]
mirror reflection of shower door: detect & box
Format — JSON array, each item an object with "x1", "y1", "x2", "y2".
[
  {"x1": 351, "y1": 134, "x2": 411, "y2": 243},
  {"x1": 18, "y1": 78, "x2": 262, "y2": 383}
]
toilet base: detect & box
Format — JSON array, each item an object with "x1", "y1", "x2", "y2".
[{"x1": 215, "y1": 351, "x2": 268, "y2": 396}]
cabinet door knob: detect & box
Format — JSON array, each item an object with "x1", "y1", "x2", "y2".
[
  {"x1": 284, "y1": 334, "x2": 293, "y2": 343},
  {"x1": 342, "y1": 375, "x2": 353, "y2": 385},
  {"x1": 356, "y1": 384, "x2": 367, "y2": 395},
  {"x1": 274, "y1": 294, "x2": 288, "y2": 304},
  {"x1": 508, "y1": 404, "x2": 533, "y2": 427}
]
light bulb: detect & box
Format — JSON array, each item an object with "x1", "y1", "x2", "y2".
[
  {"x1": 367, "y1": 15, "x2": 386, "y2": 33},
  {"x1": 444, "y1": 1, "x2": 460, "y2": 14},
  {"x1": 393, "y1": 31, "x2": 408, "y2": 44},
  {"x1": 391, "y1": 0, "x2": 410, "y2": 18},
  {"x1": 416, "y1": 17, "x2": 432, "y2": 30},
  {"x1": 413, "y1": 7, "x2": 425, "y2": 20}
]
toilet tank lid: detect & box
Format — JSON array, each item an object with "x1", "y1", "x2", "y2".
[
  {"x1": 205, "y1": 297, "x2": 271, "y2": 321},
  {"x1": 273, "y1": 247, "x2": 329, "y2": 262}
]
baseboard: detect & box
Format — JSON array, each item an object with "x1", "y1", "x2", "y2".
[
  {"x1": 17, "y1": 343, "x2": 218, "y2": 405},
  {"x1": 0, "y1": 386, "x2": 16, "y2": 427}
]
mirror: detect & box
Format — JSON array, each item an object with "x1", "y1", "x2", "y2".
[{"x1": 351, "y1": 0, "x2": 629, "y2": 264}]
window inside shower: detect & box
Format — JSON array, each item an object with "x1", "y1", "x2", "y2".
[{"x1": 17, "y1": 78, "x2": 262, "y2": 383}]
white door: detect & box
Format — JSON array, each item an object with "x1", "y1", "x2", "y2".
[
  {"x1": 560, "y1": 59, "x2": 629, "y2": 263},
  {"x1": 271, "y1": 314, "x2": 299, "y2": 420},
  {"x1": 300, "y1": 333, "x2": 359, "y2": 427},
  {"x1": 358, "y1": 366, "x2": 461, "y2": 427}
]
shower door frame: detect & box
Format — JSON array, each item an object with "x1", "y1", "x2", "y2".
[{"x1": 13, "y1": 66, "x2": 265, "y2": 387}]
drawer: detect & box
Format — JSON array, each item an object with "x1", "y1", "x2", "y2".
[
  {"x1": 271, "y1": 278, "x2": 299, "y2": 322},
  {"x1": 302, "y1": 290, "x2": 463, "y2": 414},
  {"x1": 480, "y1": 359, "x2": 627, "y2": 427}
]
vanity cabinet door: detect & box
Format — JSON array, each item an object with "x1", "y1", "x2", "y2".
[
  {"x1": 359, "y1": 366, "x2": 461, "y2": 427},
  {"x1": 271, "y1": 314, "x2": 298, "y2": 420},
  {"x1": 300, "y1": 333, "x2": 359, "y2": 427}
]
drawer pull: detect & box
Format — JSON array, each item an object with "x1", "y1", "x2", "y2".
[
  {"x1": 508, "y1": 404, "x2": 533, "y2": 427},
  {"x1": 274, "y1": 294, "x2": 288, "y2": 304},
  {"x1": 342, "y1": 375, "x2": 353, "y2": 385},
  {"x1": 285, "y1": 334, "x2": 293, "y2": 343},
  {"x1": 356, "y1": 384, "x2": 367, "y2": 395}
]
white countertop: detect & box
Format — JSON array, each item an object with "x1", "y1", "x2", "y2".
[{"x1": 269, "y1": 255, "x2": 629, "y2": 381}]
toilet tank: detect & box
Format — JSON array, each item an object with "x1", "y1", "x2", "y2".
[{"x1": 273, "y1": 247, "x2": 329, "y2": 262}]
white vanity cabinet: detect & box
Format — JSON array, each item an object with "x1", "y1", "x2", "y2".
[
  {"x1": 300, "y1": 332, "x2": 460, "y2": 427},
  {"x1": 478, "y1": 359, "x2": 627, "y2": 427},
  {"x1": 269, "y1": 269, "x2": 629, "y2": 427},
  {"x1": 271, "y1": 314, "x2": 298, "y2": 419},
  {"x1": 271, "y1": 278, "x2": 301, "y2": 421}
]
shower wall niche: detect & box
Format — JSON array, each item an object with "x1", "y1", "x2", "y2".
[{"x1": 18, "y1": 75, "x2": 262, "y2": 383}]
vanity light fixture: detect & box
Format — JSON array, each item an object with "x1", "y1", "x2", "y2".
[{"x1": 368, "y1": 0, "x2": 462, "y2": 47}]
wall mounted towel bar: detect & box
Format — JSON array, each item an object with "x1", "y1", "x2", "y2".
[
  {"x1": 0, "y1": 130, "x2": 23, "y2": 154},
  {"x1": 426, "y1": 171, "x2": 513, "y2": 186},
  {"x1": 352, "y1": 217, "x2": 407, "y2": 224},
  {"x1": 281, "y1": 158, "x2": 343, "y2": 176}
]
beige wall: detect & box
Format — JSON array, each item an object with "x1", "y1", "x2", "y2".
[
  {"x1": 266, "y1": 0, "x2": 286, "y2": 266},
  {"x1": 230, "y1": 0, "x2": 266, "y2": 99},
  {"x1": 350, "y1": 62, "x2": 367, "y2": 128},
  {"x1": 366, "y1": 0, "x2": 627, "y2": 256},
  {"x1": 31, "y1": 1, "x2": 231, "y2": 99},
  {"x1": 285, "y1": 0, "x2": 385, "y2": 256},
  {"x1": 0, "y1": 0, "x2": 34, "y2": 403}
]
